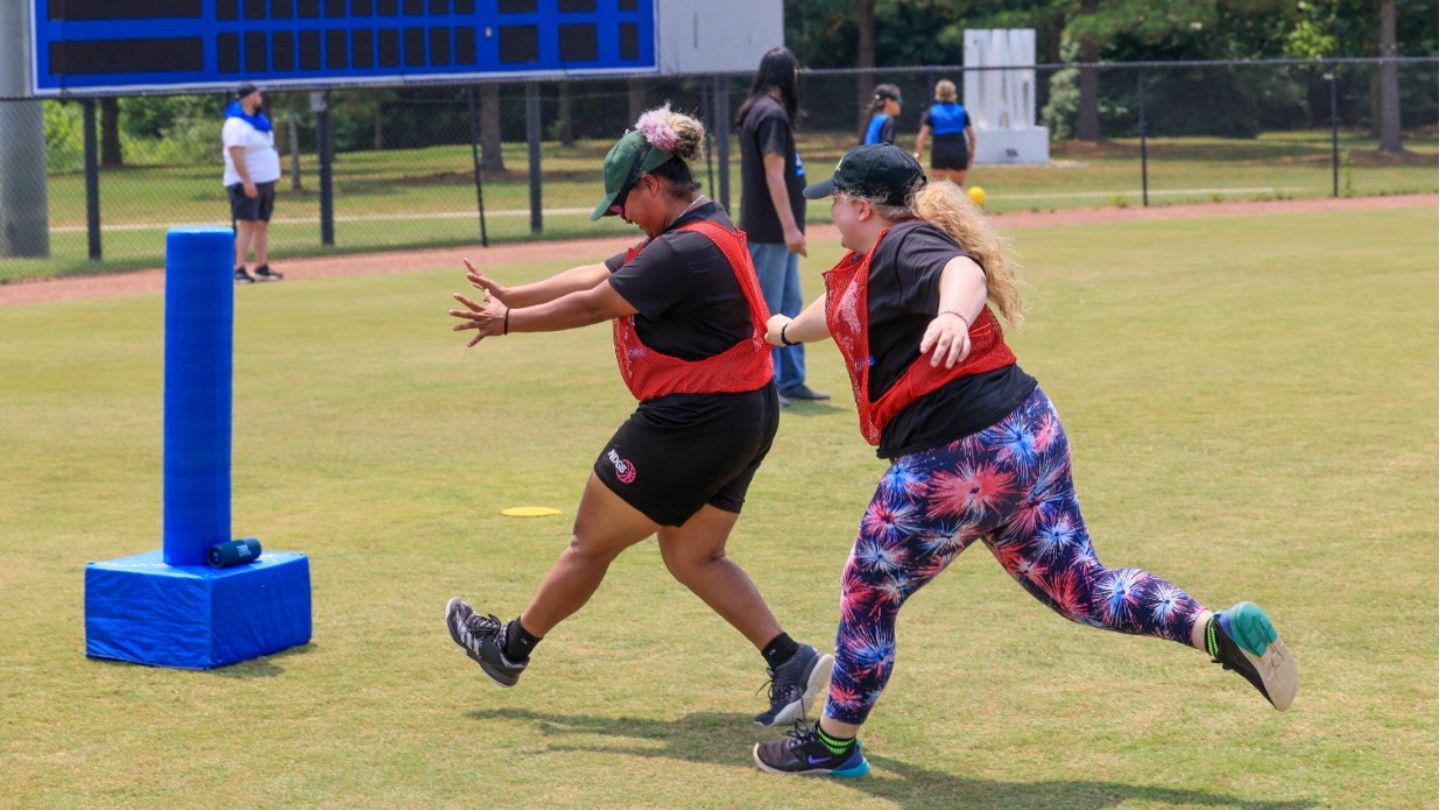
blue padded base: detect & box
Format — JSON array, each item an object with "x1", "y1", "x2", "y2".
[{"x1": 85, "y1": 548, "x2": 311, "y2": 669}]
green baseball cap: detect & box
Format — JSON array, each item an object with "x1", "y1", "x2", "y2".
[{"x1": 590, "y1": 130, "x2": 675, "y2": 221}]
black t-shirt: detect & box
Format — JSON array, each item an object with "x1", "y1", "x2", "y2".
[
  {"x1": 738, "y1": 95, "x2": 806, "y2": 245},
  {"x1": 605, "y1": 200, "x2": 752, "y2": 362},
  {"x1": 861, "y1": 220, "x2": 1037, "y2": 458}
]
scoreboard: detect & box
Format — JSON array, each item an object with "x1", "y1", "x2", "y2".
[{"x1": 29, "y1": 0, "x2": 658, "y2": 96}]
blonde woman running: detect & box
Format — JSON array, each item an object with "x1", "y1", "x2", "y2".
[{"x1": 752, "y1": 144, "x2": 1298, "y2": 777}]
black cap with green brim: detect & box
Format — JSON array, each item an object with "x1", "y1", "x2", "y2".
[
  {"x1": 802, "y1": 143, "x2": 926, "y2": 207},
  {"x1": 591, "y1": 130, "x2": 676, "y2": 220}
]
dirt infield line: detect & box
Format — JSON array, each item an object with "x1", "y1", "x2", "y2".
[{"x1": 2, "y1": 193, "x2": 1432, "y2": 308}]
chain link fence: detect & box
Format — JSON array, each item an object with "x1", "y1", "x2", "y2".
[{"x1": 1, "y1": 57, "x2": 1434, "y2": 282}]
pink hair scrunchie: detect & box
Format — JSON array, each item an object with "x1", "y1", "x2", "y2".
[{"x1": 635, "y1": 109, "x2": 678, "y2": 152}]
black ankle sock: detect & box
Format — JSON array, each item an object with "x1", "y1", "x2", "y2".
[
  {"x1": 504, "y1": 618, "x2": 542, "y2": 662},
  {"x1": 761, "y1": 632, "x2": 799, "y2": 669}
]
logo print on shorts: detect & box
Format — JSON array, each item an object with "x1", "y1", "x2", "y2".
[{"x1": 607, "y1": 448, "x2": 637, "y2": 484}]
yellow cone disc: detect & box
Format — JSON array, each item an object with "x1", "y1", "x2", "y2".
[{"x1": 500, "y1": 506, "x2": 562, "y2": 518}]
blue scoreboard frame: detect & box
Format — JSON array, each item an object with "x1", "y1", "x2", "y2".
[{"x1": 30, "y1": 0, "x2": 657, "y2": 96}]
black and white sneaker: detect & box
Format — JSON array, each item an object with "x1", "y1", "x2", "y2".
[
  {"x1": 753, "y1": 643, "x2": 834, "y2": 726},
  {"x1": 253, "y1": 264, "x2": 284, "y2": 282},
  {"x1": 234, "y1": 267, "x2": 256, "y2": 284},
  {"x1": 445, "y1": 596, "x2": 528, "y2": 687},
  {"x1": 1206, "y1": 602, "x2": 1298, "y2": 711}
]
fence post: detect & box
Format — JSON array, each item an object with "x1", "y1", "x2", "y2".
[
  {"x1": 288, "y1": 113, "x2": 302, "y2": 192},
  {"x1": 1137, "y1": 67, "x2": 1148, "y2": 207},
  {"x1": 713, "y1": 76, "x2": 731, "y2": 213},
  {"x1": 700, "y1": 79, "x2": 714, "y2": 197},
  {"x1": 1329, "y1": 63, "x2": 1340, "y2": 198},
  {"x1": 526, "y1": 82, "x2": 542, "y2": 235},
  {"x1": 83, "y1": 99, "x2": 102, "y2": 261},
  {"x1": 315, "y1": 91, "x2": 335, "y2": 246},
  {"x1": 467, "y1": 86, "x2": 489, "y2": 247},
  {"x1": 0, "y1": 0, "x2": 49, "y2": 259}
]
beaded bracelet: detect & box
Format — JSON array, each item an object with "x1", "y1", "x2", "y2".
[{"x1": 938, "y1": 310, "x2": 969, "y2": 329}]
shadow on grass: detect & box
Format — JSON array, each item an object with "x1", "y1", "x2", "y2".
[
  {"x1": 206, "y1": 642, "x2": 317, "y2": 679},
  {"x1": 468, "y1": 707, "x2": 1316, "y2": 809}
]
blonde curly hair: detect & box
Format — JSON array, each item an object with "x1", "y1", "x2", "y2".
[{"x1": 857, "y1": 179, "x2": 1023, "y2": 327}]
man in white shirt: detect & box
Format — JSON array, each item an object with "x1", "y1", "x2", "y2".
[{"x1": 224, "y1": 84, "x2": 283, "y2": 283}]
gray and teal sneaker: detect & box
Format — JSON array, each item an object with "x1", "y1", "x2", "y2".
[
  {"x1": 753, "y1": 721, "x2": 870, "y2": 778},
  {"x1": 445, "y1": 597, "x2": 528, "y2": 687},
  {"x1": 1205, "y1": 602, "x2": 1298, "y2": 711},
  {"x1": 753, "y1": 643, "x2": 835, "y2": 727}
]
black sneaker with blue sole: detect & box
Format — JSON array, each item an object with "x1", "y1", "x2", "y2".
[
  {"x1": 445, "y1": 596, "x2": 528, "y2": 687},
  {"x1": 753, "y1": 721, "x2": 871, "y2": 778},
  {"x1": 753, "y1": 643, "x2": 834, "y2": 727},
  {"x1": 1206, "y1": 601, "x2": 1298, "y2": 711}
]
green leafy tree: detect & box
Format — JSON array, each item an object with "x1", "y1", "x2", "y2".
[{"x1": 42, "y1": 101, "x2": 84, "y2": 174}]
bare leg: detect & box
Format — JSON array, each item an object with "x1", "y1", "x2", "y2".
[
  {"x1": 820, "y1": 715, "x2": 861, "y2": 738},
  {"x1": 955, "y1": 168, "x2": 968, "y2": 187},
  {"x1": 1190, "y1": 609, "x2": 1214, "y2": 651},
  {"x1": 657, "y1": 504, "x2": 783, "y2": 650},
  {"x1": 233, "y1": 220, "x2": 254, "y2": 269},
  {"x1": 517, "y1": 473, "x2": 658, "y2": 636},
  {"x1": 252, "y1": 221, "x2": 269, "y2": 266}
]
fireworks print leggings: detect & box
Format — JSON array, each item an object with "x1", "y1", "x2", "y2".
[{"x1": 825, "y1": 386, "x2": 1208, "y2": 725}]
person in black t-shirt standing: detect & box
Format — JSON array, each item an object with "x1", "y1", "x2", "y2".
[
  {"x1": 736, "y1": 47, "x2": 828, "y2": 406},
  {"x1": 752, "y1": 145, "x2": 1299, "y2": 777},
  {"x1": 443, "y1": 107, "x2": 832, "y2": 728}
]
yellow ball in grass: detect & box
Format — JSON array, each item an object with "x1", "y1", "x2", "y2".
[{"x1": 967, "y1": 186, "x2": 987, "y2": 206}]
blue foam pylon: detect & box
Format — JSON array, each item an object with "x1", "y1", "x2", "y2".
[{"x1": 84, "y1": 227, "x2": 311, "y2": 669}]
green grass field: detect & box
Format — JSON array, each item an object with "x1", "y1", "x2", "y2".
[
  {"x1": 4, "y1": 128, "x2": 1435, "y2": 282},
  {"x1": 2, "y1": 205, "x2": 1435, "y2": 807}
]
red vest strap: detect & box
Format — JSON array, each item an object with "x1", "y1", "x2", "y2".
[
  {"x1": 612, "y1": 219, "x2": 774, "y2": 401},
  {"x1": 823, "y1": 229, "x2": 1016, "y2": 445}
]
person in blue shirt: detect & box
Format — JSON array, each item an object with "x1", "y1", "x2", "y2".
[
  {"x1": 861, "y1": 84, "x2": 902, "y2": 146},
  {"x1": 914, "y1": 79, "x2": 977, "y2": 187}
]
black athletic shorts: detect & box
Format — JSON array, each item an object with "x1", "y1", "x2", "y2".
[
  {"x1": 593, "y1": 382, "x2": 781, "y2": 526},
  {"x1": 931, "y1": 135, "x2": 969, "y2": 171},
  {"x1": 228, "y1": 181, "x2": 276, "y2": 222}
]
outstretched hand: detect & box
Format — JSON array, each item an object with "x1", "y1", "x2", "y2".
[
  {"x1": 463, "y1": 259, "x2": 514, "y2": 307},
  {"x1": 918, "y1": 312, "x2": 972, "y2": 368},
  {"x1": 449, "y1": 292, "x2": 508, "y2": 348}
]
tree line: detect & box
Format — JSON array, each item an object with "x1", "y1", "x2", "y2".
[{"x1": 789, "y1": 0, "x2": 1435, "y2": 148}]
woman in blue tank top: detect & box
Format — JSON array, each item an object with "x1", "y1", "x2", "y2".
[
  {"x1": 914, "y1": 79, "x2": 976, "y2": 187},
  {"x1": 861, "y1": 84, "x2": 902, "y2": 146}
]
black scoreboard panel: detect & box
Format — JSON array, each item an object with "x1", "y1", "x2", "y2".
[
  {"x1": 31, "y1": 0, "x2": 657, "y2": 95},
  {"x1": 47, "y1": 1, "x2": 203, "y2": 20}
]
